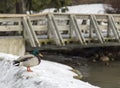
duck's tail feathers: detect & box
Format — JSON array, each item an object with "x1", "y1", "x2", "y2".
[{"x1": 13, "y1": 60, "x2": 20, "y2": 66}]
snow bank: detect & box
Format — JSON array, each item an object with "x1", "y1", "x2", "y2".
[
  {"x1": 0, "y1": 53, "x2": 99, "y2": 88},
  {"x1": 42, "y1": 4, "x2": 105, "y2": 14}
]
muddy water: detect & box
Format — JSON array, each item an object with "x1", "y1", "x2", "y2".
[
  {"x1": 81, "y1": 61, "x2": 120, "y2": 88},
  {"x1": 44, "y1": 54, "x2": 120, "y2": 88}
]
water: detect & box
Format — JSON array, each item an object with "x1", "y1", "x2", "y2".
[
  {"x1": 81, "y1": 61, "x2": 120, "y2": 88},
  {"x1": 44, "y1": 54, "x2": 120, "y2": 88}
]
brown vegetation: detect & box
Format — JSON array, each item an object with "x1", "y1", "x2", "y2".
[
  {"x1": 72, "y1": 0, "x2": 120, "y2": 14},
  {"x1": 72, "y1": 0, "x2": 104, "y2": 5},
  {"x1": 104, "y1": 0, "x2": 120, "y2": 14}
]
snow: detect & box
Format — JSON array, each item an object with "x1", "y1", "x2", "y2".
[
  {"x1": 42, "y1": 4, "x2": 105, "y2": 14},
  {"x1": 0, "y1": 53, "x2": 99, "y2": 88}
]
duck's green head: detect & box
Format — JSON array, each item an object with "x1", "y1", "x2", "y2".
[{"x1": 32, "y1": 49, "x2": 39, "y2": 56}]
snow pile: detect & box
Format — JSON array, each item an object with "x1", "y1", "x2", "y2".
[
  {"x1": 42, "y1": 4, "x2": 105, "y2": 14},
  {"x1": 0, "y1": 53, "x2": 99, "y2": 88}
]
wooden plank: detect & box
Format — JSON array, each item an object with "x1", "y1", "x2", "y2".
[
  {"x1": 95, "y1": 15, "x2": 108, "y2": 19},
  {"x1": 29, "y1": 16, "x2": 47, "y2": 20},
  {"x1": 76, "y1": 15, "x2": 90, "y2": 20},
  {"x1": 0, "y1": 26, "x2": 22, "y2": 31},
  {"x1": 0, "y1": 14, "x2": 26, "y2": 17},
  {"x1": 28, "y1": 13, "x2": 48, "y2": 17},
  {"x1": 99, "y1": 25, "x2": 108, "y2": 30},
  {"x1": 32, "y1": 25, "x2": 71, "y2": 32},
  {"x1": 0, "y1": 18, "x2": 22, "y2": 22},
  {"x1": 32, "y1": 26, "x2": 48, "y2": 31}
]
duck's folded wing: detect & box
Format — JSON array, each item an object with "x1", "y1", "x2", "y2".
[{"x1": 16, "y1": 55, "x2": 35, "y2": 62}]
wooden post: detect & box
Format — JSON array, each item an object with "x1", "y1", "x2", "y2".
[
  {"x1": 107, "y1": 15, "x2": 110, "y2": 37},
  {"x1": 89, "y1": 17, "x2": 93, "y2": 38}
]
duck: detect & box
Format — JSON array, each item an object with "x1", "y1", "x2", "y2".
[
  {"x1": 13, "y1": 49, "x2": 43, "y2": 72},
  {"x1": 100, "y1": 55, "x2": 110, "y2": 66}
]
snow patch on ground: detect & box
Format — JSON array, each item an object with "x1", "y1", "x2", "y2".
[
  {"x1": 42, "y1": 4, "x2": 105, "y2": 14},
  {"x1": 0, "y1": 53, "x2": 99, "y2": 88}
]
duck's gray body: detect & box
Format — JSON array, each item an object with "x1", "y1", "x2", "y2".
[{"x1": 13, "y1": 54, "x2": 41, "y2": 67}]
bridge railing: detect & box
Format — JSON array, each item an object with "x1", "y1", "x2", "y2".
[
  {"x1": 0, "y1": 14, "x2": 26, "y2": 55},
  {"x1": 0, "y1": 14, "x2": 25, "y2": 36},
  {"x1": 28, "y1": 13, "x2": 120, "y2": 47},
  {"x1": 0, "y1": 13, "x2": 120, "y2": 51}
]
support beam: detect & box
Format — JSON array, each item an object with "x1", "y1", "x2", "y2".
[
  {"x1": 90, "y1": 15, "x2": 105, "y2": 43},
  {"x1": 108, "y1": 15, "x2": 120, "y2": 41},
  {"x1": 48, "y1": 14, "x2": 65, "y2": 46},
  {"x1": 22, "y1": 17, "x2": 36, "y2": 47},
  {"x1": 51, "y1": 14, "x2": 65, "y2": 46},
  {"x1": 27, "y1": 16, "x2": 40, "y2": 47},
  {"x1": 70, "y1": 15, "x2": 86, "y2": 45}
]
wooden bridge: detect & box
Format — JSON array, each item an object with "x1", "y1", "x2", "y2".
[{"x1": 0, "y1": 13, "x2": 120, "y2": 55}]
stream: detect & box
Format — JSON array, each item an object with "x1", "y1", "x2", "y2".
[{"x1": 43, "y1": 53, "x2": 120, "y2": 88}]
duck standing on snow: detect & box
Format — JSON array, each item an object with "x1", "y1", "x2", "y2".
[{"x1": 13, "y1": 49, "x2": 43, "y2": 72}]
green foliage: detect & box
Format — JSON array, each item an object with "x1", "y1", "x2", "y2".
[
  {"x1": 31, "y1": 0, "x2": 72, "y2": 12},
  {"x1": 49, "y1": 0, "x2": 72, "y2": 12},
  {"x1": 0, "y1": 0, "x2": 14, "y2": 13},
  {"x1": 0, "y1": 0, "x2": 72, "y2": 13}
]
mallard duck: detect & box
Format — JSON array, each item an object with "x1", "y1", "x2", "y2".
[{"x1": 13, "y1": 49, "x2": 43, "y2": 72}]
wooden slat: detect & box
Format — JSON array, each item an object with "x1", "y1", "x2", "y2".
[
  {"x1": 33, "y1": 26, "x2": 48, "y2": 31},
  {"x1": 0, "y1": 26, "x2": 22, "y2": 31}
]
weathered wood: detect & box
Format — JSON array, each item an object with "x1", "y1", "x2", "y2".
[
  {"x1": 27, "y1": 16, "x2": 40, "y2": 47},
  {"x1": 70, "y1": 15, "x2": 85, "y2": 44},
  {"x1": 108, "y1": 15, "x2": 120, "y2": 41},
  {"x1": 111, "y1": 16, "x2": 120, "y2": 38},
  {"x1": 90, "y1": 15, "x2": 105, "y2": 43},
  {"x1": 48, "y1": 14, "x2": 63, "y2": 46},
  {"x1": 51, "y1": 14, "x2": 65, "y2": 46},
  {"x1": 22, "y1": 17, "x2": 36, "y2": 47},
  {"x1": 0, "y1": 13, "x2": 120, "y2": 51},
  {"x1": 0, "y1": 26, "x2": 22, "y2": 31}
]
